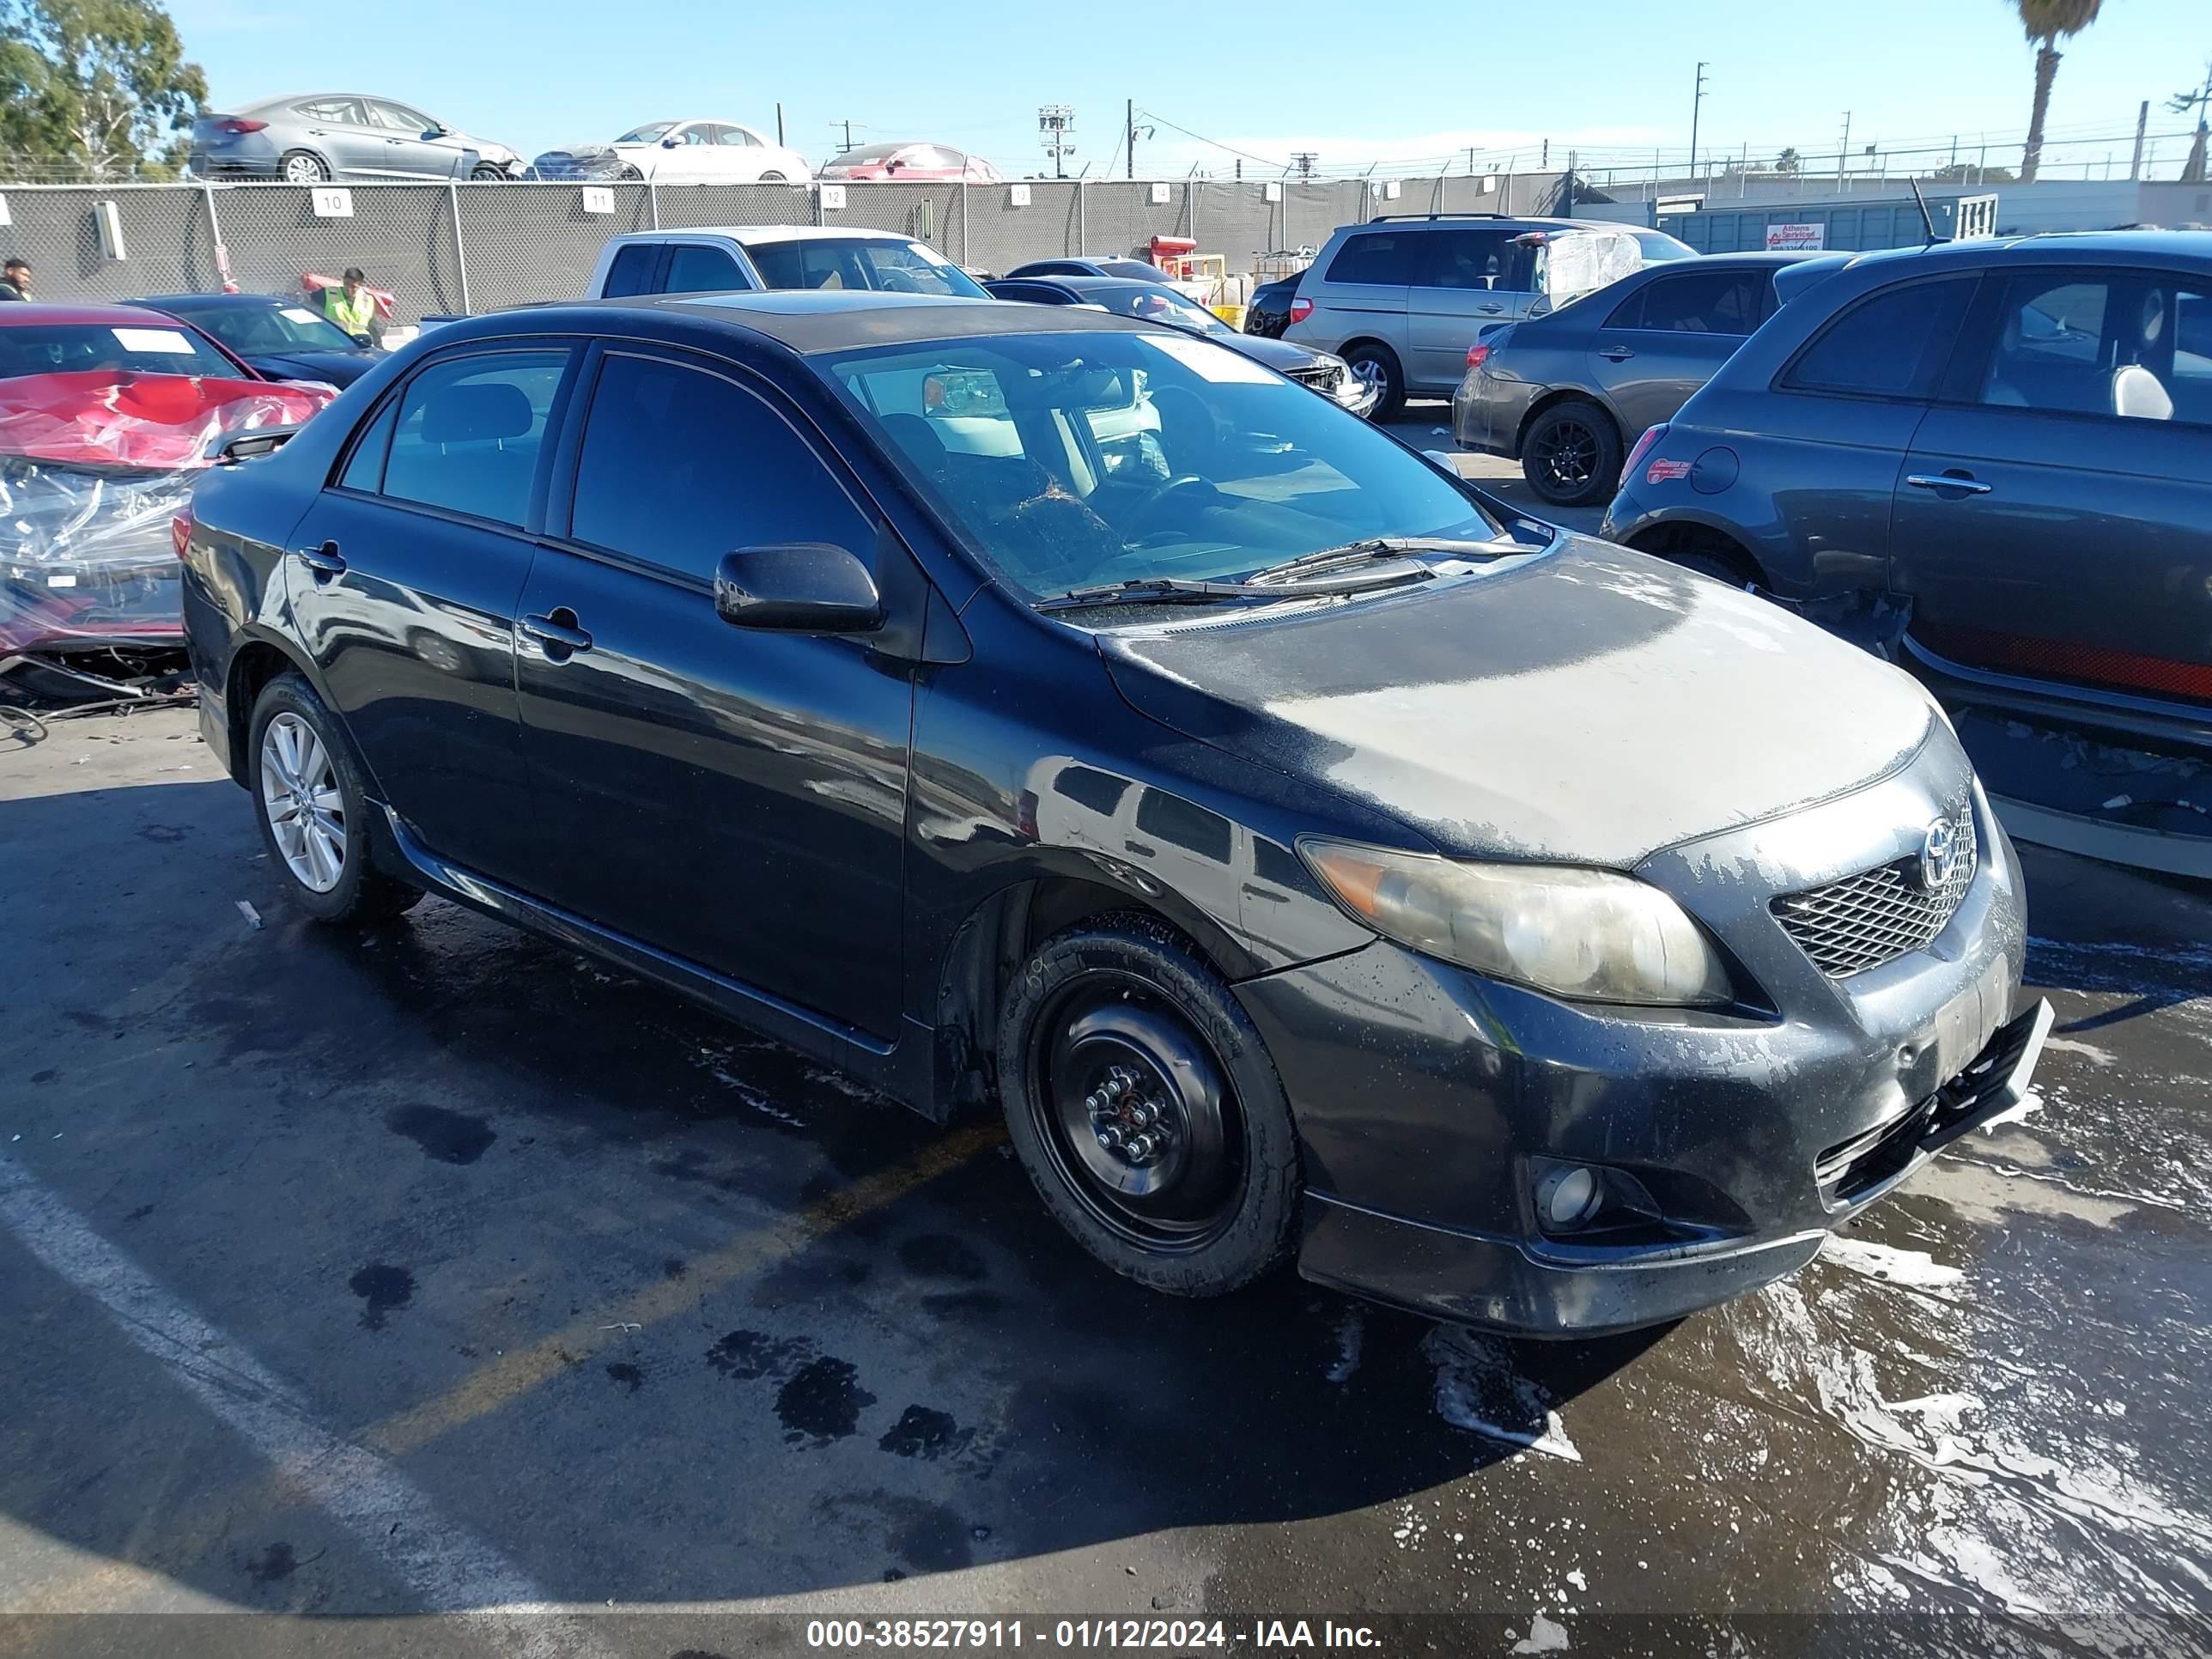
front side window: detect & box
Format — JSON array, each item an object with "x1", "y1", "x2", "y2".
[
  {"x1": 1613, "y1": 270, "x2": 1767, "y2": 335},
  {"x1": 380, "y1": 349, "x2": 568, "y2": 526},
  {"x1": 823, "y1": 330, "x2": 1497, "y2": 599},
  {"x1": 568, "y1": 354, "x2": 874, "y2": 582},
  {"x1": 1325, "y1": 233, "x2": 1417, "y2": 286},
  {"x1": 1784, "y1": 277, "x2": 1975, "y2": 398},
  {"x1": 367, "y1": 102, "x2": 427, "y2": 133},
  {"x1": 617, "y1": 123, "x2": 678, "y2": 144},
  {"x1": 1977, "y1": 270, "x2": 2211, "y2": 422},
  {"x1": 663, "y1": 245, "x2": 748, "y2": 294}
]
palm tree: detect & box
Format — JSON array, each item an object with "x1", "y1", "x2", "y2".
[{"x1": 2014, "y1": 0, "x2": 2106, "y2": 183}]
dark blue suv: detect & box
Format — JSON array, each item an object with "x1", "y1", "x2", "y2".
[{"x1": 1604, "y1": 233, "x2": 2212, "y2": 754}]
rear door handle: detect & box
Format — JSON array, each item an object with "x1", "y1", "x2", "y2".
[
  {"x1": 1478, "y1": 302, "x2": 1505, "y2": 314},
  {"x1": 520, "y1": 610, "x2": 593, "y2": 655},
  {"x1": 1905, "y1": 472, "x2": 1994, "y2": 495},
  {"x1": 295, "y1": 540, "x2": 346, "y2": 578},
  {"x1": 1598, "y1": 345, "x2": 1636, "y2": 362}
]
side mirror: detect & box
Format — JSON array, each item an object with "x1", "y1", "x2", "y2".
[
  {"x1": 715, "y1": 544, "x2": 882, "y2": 633},
  {"x1": 662, "y1": 136, "x2": 680, "y2": 149},
  {"x1": 351, "y1": 331, "x2": 374, "y2": 347}
]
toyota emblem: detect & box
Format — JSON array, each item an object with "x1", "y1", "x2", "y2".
[{"x1": 1919, "y1": 815, "x2": 1964, "y2": 890}]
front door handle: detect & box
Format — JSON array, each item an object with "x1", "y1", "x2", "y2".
[
  {"x1": 295, "y1": 540, "x2": 347, "y2": 579},
  {"x1": 1905, "y1": 471, "x2": 1994, "y2": 496},
  {"x1": 521, "y1": 609, "x2": 593, "y2": 656},
  {"x1": 1598, "y1": 345, "x2": 1636, "y2": 362},
  {"x1": 1478, "y1": 302, "x2": 1505, "y2": 314}
]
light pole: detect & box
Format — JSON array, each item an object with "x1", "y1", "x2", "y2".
[{"x1": 1689, "y1": 61, "x2": 1709, "y2": 185}]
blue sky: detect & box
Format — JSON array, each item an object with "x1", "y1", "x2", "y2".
[{"x1": 169, "y1": 0, "x2": 2209, "y2": 179}]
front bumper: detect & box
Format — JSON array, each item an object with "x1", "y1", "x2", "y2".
[{"x1": 1236, "y1": 756, "x2": 2035, "y2": 1335}]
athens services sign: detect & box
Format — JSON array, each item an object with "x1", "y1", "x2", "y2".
[{"x1": 1765, "y1": 222, "x2": 1826, "y2": 250}]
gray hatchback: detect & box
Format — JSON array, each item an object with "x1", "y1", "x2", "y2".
[
  {"x1": 1603, "y1": 232, "x2": 2212, "y2": 745},
  {"x1": 1454, "y1": 251, "x2": 1808, "y2": 506}
]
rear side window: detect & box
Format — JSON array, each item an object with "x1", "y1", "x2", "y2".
[
  {"x1": 601, "y1": 244, "x2": 661, "y2": 298},
  {"x1": 1326, "y1": 233, "x2": 1419, "y2": 286},
  {"x1": 1133, "y1": 789, "x2": 1231, "y2": 863},
  {"x1": 568, "y1": 353, "x2": 873, "y2": 582},
  {"x1": 1972, "y1": 270, "x2": 2212, "y2": 423},
  {"x1": 1419, "y1": 229, "x2": 1516, "y2": 291},
  {"x1": 1783, "y1": 277, "x2": 1975, "y2": 398},
  {"x1": 1610, "y1": 269, "x2": 1768, "y2": 335},
  {"x1": 1054, "y1": 764, "x2": 1131, "y2": 817},
  {"x1": 663, "y1": 246, "x2": 750, "y2": 294},
  {"x1": 380, "y1": 349, "x2": 568, "y2": 526}
]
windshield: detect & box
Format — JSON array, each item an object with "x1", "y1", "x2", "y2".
[
  {"x1": 1083, "y1": 283, "x2": 1232, "y2": 335},
  {"x1": 746, "y1": 237, "x2": 989, "y2": 299},
  {"x1": 617, "y1": 123, "x2": 678, "y2": 143},
  {"x1": 826, "y1": 143, "x2": 905, "y2": 167},
  {"x1": 0, "y1": 321, "x2": 245, "y2": 382},
  {"x1": 1631, "y1": 229, "x2": 1699, "y2": 263},
  {"x1": 155, "y1": 301, "x2": 357, "y2": 355},
  {"x1": 822, "y1": 330, "x2": 1497, "y2": 599}
]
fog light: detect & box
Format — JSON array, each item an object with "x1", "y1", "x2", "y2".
[{"x1": 1537, "y1": 1165, "x2": 1604, "y2": 1232}]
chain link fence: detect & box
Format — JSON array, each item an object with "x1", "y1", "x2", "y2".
[{"x1": 0, "y1": 174, "x2": 1570, "y2": 322}]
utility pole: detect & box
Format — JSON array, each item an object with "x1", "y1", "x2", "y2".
[
  {"x1": 1291, "y1": 152, "x2": 1318, "y2": 179},
  {"x1": 1688, "y1": 61, "x2": 1709, "y2": 184},
  {"x1": 2171, "y1": 58, "x2": 2212, "y2": 184},
  {"x1": 1126, "y1": 100, "x2": 1135, "y2": 179},
  {"x1": 1037, "y1": 105, "x2": 1075, "y2": 179},
  {"x1": 2130, "y1": 100, "x2": 2148, "y2": 179},
  {"x1": 1837, "y1": 112, "x2": 1850, "y2": 191},
  {"x1": 776, "y1": 103, "x2": 785, "y2": 147},
  {"x1": 833, "y1": 118, "x2": 855, "y2": 153}
]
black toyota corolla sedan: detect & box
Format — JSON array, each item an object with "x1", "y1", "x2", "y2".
[{"x1": 177, "y1": 291, "x2": 2048, "y2": 1335}]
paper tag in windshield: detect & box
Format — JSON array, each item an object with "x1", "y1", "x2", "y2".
[
  {"x1": 111, "y1": 327, "x2": 195, "y2": 355},
  {"x1": 1142, "y1": 332, "x2": 1277, "y2": 385},
  {"x1": 280, "y1": 307, "x2": 321, "y2": 325}
]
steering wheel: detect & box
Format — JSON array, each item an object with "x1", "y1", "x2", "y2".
[
  {"x1": 877, "y1": 266, "x2": 923, "y2": 294},
  {"x1": 1127, "y1": 473, "x2": 1217, "y2": 534}
]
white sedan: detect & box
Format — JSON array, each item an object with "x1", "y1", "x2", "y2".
[{"x1": 531, "y1": 119, "x2": 812, "y2": 185}]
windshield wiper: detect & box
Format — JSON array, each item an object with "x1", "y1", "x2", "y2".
[
  {"x1": 1036, "y1": 560, "x2": 1436, "y2": 614},
  {"x1": 1034, "y1": 577, "x2": 1261, "y2": 613},
  {"x1": 1244, "y1": 536, "x2": 1516, "y2": 586}
]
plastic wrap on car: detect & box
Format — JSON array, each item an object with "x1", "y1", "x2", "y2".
[{"x1": 0, "y1": 370, "x2": 331, "y2": 650}]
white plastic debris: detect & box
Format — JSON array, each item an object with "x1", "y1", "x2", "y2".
[{"x1": 235, "y1": 900, "x2": 263, "y2": 931}]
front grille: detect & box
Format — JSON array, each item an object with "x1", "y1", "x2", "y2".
[
  {"x1": 1285, "y1": 362, "x2": 1340, "y2": 391},
  {"x1": 1771, "y1": 815, "x2": 1978, "y2": 977}
]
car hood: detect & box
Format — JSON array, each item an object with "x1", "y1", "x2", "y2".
[
  {"x1": 248, "y1": 349, "x2": 377, "y2": 386},
  {"x1": 1097, "y1": 536, "x2": 1936, "y2": 867},
  {"x1": 1218, "y1": 331, "x2": 1333, "y2": 372}
]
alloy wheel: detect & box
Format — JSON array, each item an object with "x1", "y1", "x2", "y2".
[
  {"x1": 1349, "y1": 357, "x2": 1390, "y2": 395},
  {"x1": 1030, "y1": 977, "x2": 1243, "y2": 1250},
  {"x1": 282, "y1": 155, "x2": 326, "y2": 185},
  {"x1": 1534, "y1": 418, "x2": 1599, "y2": 492},
  {"x1": 260, "y1": 712, "x2": 346, "y2": 892}
]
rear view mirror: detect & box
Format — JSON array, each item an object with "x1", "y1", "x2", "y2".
[
  {"x1": 351, "y1": 331, "x2": 374, "y2": 347},
  {"x1": 715, "y1": 544, "x2": 883, "y2": 633}
]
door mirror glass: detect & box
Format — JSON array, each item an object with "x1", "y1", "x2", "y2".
[{"x1": 714, "y1": 544, "x2": 882, "y2": 633}]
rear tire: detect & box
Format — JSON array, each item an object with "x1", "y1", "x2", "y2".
[
  {"x1": 470, "y1": 163, "x2": 506, "y2": 181},
  {"x1": 1341, "y1": 342, "x2": 1406, "y2": 421},
  {"x1": 247, "y1": 673, "x2": 421, "y2": 926},
  {"x1": 759, "y1": 171, "x2": 788, "y2": 183},
  {"x1": 279, "y1": 150, "x2": 330, "y2": 185},
  {"x1": 997, "y1": 916, "x2": 1300, "y2": 1297},
  {"x1": 1522, "y1": 399, "x2": 1623, "y2": 507}
]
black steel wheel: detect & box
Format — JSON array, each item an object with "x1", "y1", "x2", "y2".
[
  {"x1": 998, "y1": 915, "x2": 1300, "y2": 1296},
  {"x1": 1522, "y1": 400, "x2": 1623, "y2": 507}
]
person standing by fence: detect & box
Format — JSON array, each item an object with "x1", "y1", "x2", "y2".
[
  {"x1": 314, "y1": 266, "x2": 378, "y2": 338},
  {"x1": 0, "y1": 259, "x2": 30, "y2": 301}
]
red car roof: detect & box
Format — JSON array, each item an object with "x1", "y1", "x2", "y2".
[{"x1": 0, "y1": 301, "x2": 188, "y2": 327}]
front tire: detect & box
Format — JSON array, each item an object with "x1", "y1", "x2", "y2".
[
  {"x1": 997, "y1": 916, "x2": 1300, "y2": 1297},
  {"x1": 470, "y1": 163, "x2": 507, "y2": 181},
  {"x1": 617, "y1": 164, "x2": 644, "y2": 182},
  {"x1": 1521, "y1": 399, "x2": 1623, "y2": 507},
  {"x1": 248, "y1": 673, "x2": 421, "y2": 925},
  {"x1": 759, "y1": 171, "x2": 788, "y2": 183},
  {"x1": 278, "y1": 150, "x2": 330, "y2": 185},
  {"x1": 1341, "y1": 341, "x2": 1405, "y2": 421}
]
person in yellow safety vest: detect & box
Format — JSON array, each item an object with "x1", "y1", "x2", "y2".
[{"x1": 318, "y1": 266, "x2": 379, "y2": 339}]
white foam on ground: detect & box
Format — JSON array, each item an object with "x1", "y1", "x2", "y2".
[
  {"x1": 1423, "y1": 1328, "x2": 1582, "y2": 1462},
  {"x1": 1820, "y1": 1234, "x2": 1966, "y2": 1289},
  {"x1": 1510, "y1": 1611, "x2": 1569, "y2": 1652}
]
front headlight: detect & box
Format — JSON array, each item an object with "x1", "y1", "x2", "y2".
[{"x1": 1299, "y1": 840, "x2": 1733, "y2": 1006}]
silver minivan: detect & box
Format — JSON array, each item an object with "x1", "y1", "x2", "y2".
[{"x1": 1284, "y1": 216, "x2": 1688, "y2": 416}]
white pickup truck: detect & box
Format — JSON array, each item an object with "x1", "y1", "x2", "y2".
[{"x1": 581, "y1": 225, "x2": 994, "y2": 301}]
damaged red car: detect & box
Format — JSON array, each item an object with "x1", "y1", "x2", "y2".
[{"x1": 0, "y1": 304, "x2": 333, "y2": 678}]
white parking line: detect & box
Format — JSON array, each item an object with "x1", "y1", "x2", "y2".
[{"x1": 0, "y1": 1157, "x2": 606, "y2": 1657}]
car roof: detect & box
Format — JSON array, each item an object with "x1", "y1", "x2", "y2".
[
  {"x1": 1646, "y1": 251, "x2": 1814, "y2": 269},
  {"x1": 126, "y1": 292, "x2": 295, "y2": 308},
  {"x1": 1828, "y1": 228, "x2": 2212, "y2": 275},
  {"x1": 1027, "y1": 275, "x2": 1178, "y2": 294},
  {"x1": 606, "y1": 224, "x2": 916, "y2": 247},
  {"x1": 0, "y1": 301, "x2": 207, "y2": 328},
  {"x1": 471, "y1": 290, "x2": 1159, "y2": 356}
]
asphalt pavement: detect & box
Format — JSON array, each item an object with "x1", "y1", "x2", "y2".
[{"x1": 0, "y1": 610, "x2": 2207, "y2": 1656}]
